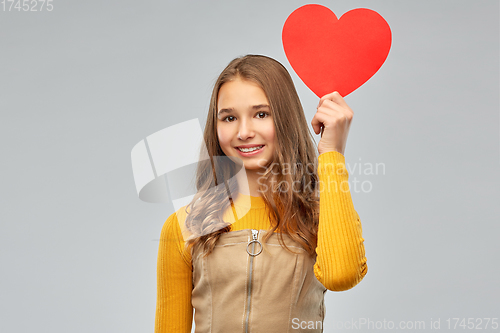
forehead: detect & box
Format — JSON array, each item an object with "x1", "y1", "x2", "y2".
[{"x1": 217, "y1": 78, "x2": 269, "y2": 110}]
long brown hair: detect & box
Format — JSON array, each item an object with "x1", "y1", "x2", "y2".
[{"x1": 184, "y1": 54, "x2": 320, "y2": 257}]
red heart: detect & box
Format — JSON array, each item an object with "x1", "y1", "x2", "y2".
[{"x1": 282, "y1": 4, "x2": 392, "y2": 97}]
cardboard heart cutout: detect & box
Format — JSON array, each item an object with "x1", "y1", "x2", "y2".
[{"x1": 282, "y1": 4, "x2": 392, "y2": 97}]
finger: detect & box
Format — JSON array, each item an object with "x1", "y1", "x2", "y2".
[
  {"x1": 318, "y1": 99, "x2": 342, "y2": 113},
  {"x1": 311, "y1": 115, "x2": 321, "y2": 134},
  {"x1": 318, "y1": 99, "x2": 354, "y2": 121},
  {"x1": 317, "y1": 91, "x2": 341, "y2": 107},
  {"x1": 311, "y1": 111, "x2": 329, "y2": 135},
  {"x1": 318, "y1": 91, "x2": 350, "y2": 111},
  {"x1": 317, "y1": 92, "x2": 333, "y2": 108},
  {"x1": 318, "y1": 99, "x2": 351, "y2": 119}
]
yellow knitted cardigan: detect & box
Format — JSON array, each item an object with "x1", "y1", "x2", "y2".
[{"x1": 155, "y1": 151, "x2": 368, "y2": 332}]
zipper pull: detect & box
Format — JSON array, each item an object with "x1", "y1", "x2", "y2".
[{"x1": 246, "y1": 229, "x2": 262, "y2": 256}]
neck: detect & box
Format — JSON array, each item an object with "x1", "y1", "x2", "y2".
[{"x1": 234, "y1": 167, "x2": 265, "y2": 197}]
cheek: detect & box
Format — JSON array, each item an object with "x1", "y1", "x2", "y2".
[
  {"x1": 266, "y1": 123, "x2": 277, "y2": 145},
  {"x1": 217, "y1": 128, "x2": 230, "y2": 148}
]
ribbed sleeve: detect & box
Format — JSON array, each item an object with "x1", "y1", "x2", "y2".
[
  {"x1": 154, "y1": 213, "x2": 193, "y2": 333},
  {"x1": 314, "y1": 150, "x2": 368, "y2": 291}
]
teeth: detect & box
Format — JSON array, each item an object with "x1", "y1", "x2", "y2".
[{"x1": 238, "y1": 145, "x2": 263, "y2": 152}]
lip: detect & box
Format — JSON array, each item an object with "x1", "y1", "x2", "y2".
[
  {"x1": 234, "y1": 144, "x2": 265, "y2": 157},
  {"x1": 236, "y1": 144, "x2": 265, "y2": 148}
]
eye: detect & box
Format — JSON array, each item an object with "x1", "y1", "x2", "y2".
[
  {"x1": 222, "y1": 115, "x2": 236, "y2": 122},
  {"x1": 256, "y1": 111, "x2": 270, "y2": 119}
]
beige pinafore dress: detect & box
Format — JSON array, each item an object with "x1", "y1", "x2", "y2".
[{"x1": 191, "y1": 228, "x2": 327, "y2": 333}]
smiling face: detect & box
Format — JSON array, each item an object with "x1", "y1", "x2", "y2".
[{"x1": 216, "y1": 77, "x2": 276, "y2": 173}]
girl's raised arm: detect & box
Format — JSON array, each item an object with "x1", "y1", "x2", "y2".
[
  {"x1": 311, "y1": 91, "x2": 368, "y2": 291},
  {"x1": 314, "y1": 150, "x2": 368, "y2": 291}
]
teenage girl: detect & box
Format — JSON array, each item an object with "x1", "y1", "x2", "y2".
[{"x1": 155, "y1": 54, "x2": 367, "y2": 333}]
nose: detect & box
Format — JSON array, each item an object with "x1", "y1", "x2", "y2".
[{"x1": 237, "y1": 119, "x2": 255, "y2": 141}]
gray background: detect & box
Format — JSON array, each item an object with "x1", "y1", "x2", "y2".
[{"x1": 1, "y1": 0, "x2": 499, "y2": 332}]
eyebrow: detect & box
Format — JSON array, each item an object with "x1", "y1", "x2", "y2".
[{"x1": 217, "y1": 104, "x2": 270, "y2": 116}]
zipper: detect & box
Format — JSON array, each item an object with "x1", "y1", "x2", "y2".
[
  {"x1": 246, "y1": 229, "x2": 262, "y2": 256},
  {"x1": 244, "y1": 229, "x2": 262, "y2": 333}
]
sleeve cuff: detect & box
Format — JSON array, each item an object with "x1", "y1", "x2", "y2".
[{"x1": 318, "y1": 150, "x2": 348, "y2": 178}]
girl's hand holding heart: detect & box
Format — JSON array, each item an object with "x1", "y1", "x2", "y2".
[{"x1": 311, "y1": 91, "x2": 354, "y2": 156}]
